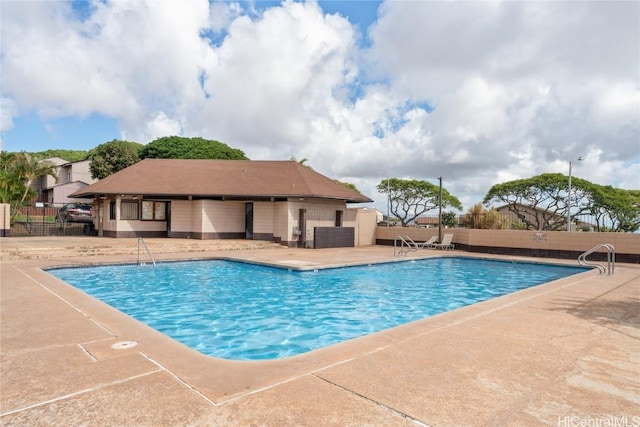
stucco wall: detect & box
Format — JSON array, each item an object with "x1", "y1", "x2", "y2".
[
  {"x1": 285, "y1": 199, "x2": 346, "y2": 247},
  {"x1": 346, "y1": 208, "x2": 377, "y2": 246},
  {"x1": 0, "y1": 203, "x2": 10, "y2": 237},
  {"x1": 97, "y1": 199, "x2": 111, "y2": 235},
  {"x1": 98, "y1": 198, "x2": 167, "y2": 237},
  {"x1": 117, "y1": 219, "x2": 166, "y2": 233},
  {"x1": 191, "y1": 200, "x2": 204, "y2": 234},
  {"x1": 253, "y1": 202, "x2": 275, "y2": 237},
  {"x1": 91, "y1": 196, "x2": 377, "y2": 245},
  {"x1": 273, "y1": 202, "x2": 291, "y2": 244},
  {"x1": 51, "y1": 182, "x2": 92, "y2": 204},
  {"x1": 200, "y1": 200, "x2": 244, "y2": 233},
  {"x1": 170, "y1": 200, "x2": 192, "y2": 234},
  {"x1": 458, "y1": 229, "x2": 639, "y2": 254},
  {"x1": 376, "y1": 227, "x2": 640, "y2": 262}
]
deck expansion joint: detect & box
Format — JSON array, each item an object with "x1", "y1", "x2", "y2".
[
  {"x1": 310, "y1": 373, "x2": 432, "y2": 427},
  {"x1": 0, "y1": 369, "x2": 162, "y2": 418},
  {"x1": 139, "y1": 352, "x2": 218, "y2": 407},
  {"x1": 78, "y1": 343, "x2": 98, "y2": 362}
]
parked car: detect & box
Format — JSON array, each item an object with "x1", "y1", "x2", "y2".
[{"x1": 56, "y1": 203, "x2": 93, "y2": 223}]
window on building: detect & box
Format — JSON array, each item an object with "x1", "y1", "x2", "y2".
[
  {"x1": 141, "y1": 201, "x2": 166, "y2": 220},
  {"x1": 120, "y1": 200, "x2": 139, "y2": 220},
  {"x1": 109, "y1": 201, "x2": 116, "y2": 220},
  {"x1": 335, "y1": 210, "x2": 343, "y2": 227}
]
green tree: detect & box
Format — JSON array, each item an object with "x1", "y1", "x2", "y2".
[
  {"x1": 336, "y1": 180, "x2": 359, "y2": 192},
  {"x1": 483, "y1": 173, "x2": 639, "y2": 232},
  {"x1": 88, "y1": 140, "x2": 143, "y2": 179},
  {"x1": 441, "y1": 211, "x2": 459, "y2": 228},
  {"x1": 587, "y1": 186, "x2": 640, "y2": 232},
  {"x1": 13, "y1": 152, "x2": 58, "y2": 204},
  {"x1": 0, "y1": 152, "x2": 58, "y2": 220},
  {"x1": 140, "y1": 136, "x2": 248, "y2": 160},
  {"x1": 482, "y1": 173, "x2": 593, "y2": 231},
  {"x1": 33, "y1": 149, "x2": 88, "y2": 162},
  {"x1": 0, "y1": 153, "x2": 25, "y2": 206},
  {"x1": 622, "y1": 190, "x2": 640, "y2": 232},
  {"x1": 376, "y1": 178, "x2": 462, "y2": 227}
]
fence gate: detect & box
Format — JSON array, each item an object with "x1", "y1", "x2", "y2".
[{"x1": 10, "y1": 205, "x2": 95, "y2": 237}]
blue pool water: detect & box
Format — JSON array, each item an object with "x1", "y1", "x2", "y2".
[{"x1": 48, "y1": 258, "x2": 587, "y2": 360}]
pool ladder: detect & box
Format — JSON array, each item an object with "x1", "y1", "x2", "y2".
[
  {"x1": 137, "y1": 237, "x2": 156, "y2": 268},
  {"x1": 394, "y1": 236, "x2": 415, "y2": 256},
  {"x1": 578, "y1": 243, "x2": 615, "y2": 275}
]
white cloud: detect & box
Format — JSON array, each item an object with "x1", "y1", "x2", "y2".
[
  {"x1": 361, "y1": 0, "x2": 639, "y2": 207},
  {"x1": 123, "y1": 111, "x2": 182, "y2": 144},
  {"x1": 190, "y1": 1, "x2": 360, "y2": 159},
  {"x1": 209, "y1": 1, "x2": 244, "y2": 34},
  {"x1": 0, "y1": 97, "x2": 16, "y2": 133}
]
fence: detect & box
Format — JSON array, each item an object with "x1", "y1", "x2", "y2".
[
  {"x1": 414, "y1": 213, "x2": 626, "y2": 232},
  {"x1": 9, "y1": 204, "x2": 95, "y2": 237},
  {"x1": 376, "y1": 226, "x2": 640, "y2": 263}
]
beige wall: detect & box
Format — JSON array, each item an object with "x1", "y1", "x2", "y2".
[
  {"x1": 376, "y1": 227, "x2": 640, "y2": 256},
  {"x1": 97, "y1": 198, "x2": 166, "y2": 236},
  {"x1": 117, "y1": 219, "x2": 166, "y2": 233},
  {"x1": 51, "y1": 182, "x2": 92, "y2": 204},
  {"x1": 285, "y1": 199, "x2": 346, "y2": 247},
  {"x1": 35, "y1": 157, "x2": 67, "y2": 191},
  {"x1": 462, "y1": 229, "x2": 639, "y2": 254},
  {"x1": 65, "y1": 160, "x2": 95, "y2": 185},
  {"x1": 254, "y1": 202, "x2": 275, "y2": 235},
  {"x1": 0, "y1": 203, "x2": 10, "y2": 236},
  {"x1": 191, "y1": 200, "x2": 204, "y2": 233},
  {"x1": 172, "y1": 199, "x2": 287, "y2": 241},
  {"x1": 170, "y1": 200, "x2": 192, "y2": 234},
  {"x1": 200, "y1": 200, "x2": 244, "y2": 233},
  {"x1": 38, "y1": 159, "x2": 97, "y2": 190},
  {"x1": 273, "y1": 202, "x2": 291, "y2": 243},
  {"x1": 97, "y1": 199, "x2": 111, "y2": 235},
  {"x1": 90, "y1": 196, "x2": 377, "y2": 246},
  {"x1": 346, "y1": 208, "x2": 377, "y2": 246}
]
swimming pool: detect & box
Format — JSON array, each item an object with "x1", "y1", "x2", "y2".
[{"x1": 48, "y1": 257, "x2": 587, "y2": 360}]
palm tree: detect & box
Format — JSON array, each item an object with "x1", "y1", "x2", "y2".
[
  {"x1": 0, "y1": 153, "x2": 23, "y2": 204},
  {"x1": 288, "y1": 156, "x2": 310, "y2": 167},
  {"x1": 13, "y1": 152, "x2": 58, "y2": 204}
]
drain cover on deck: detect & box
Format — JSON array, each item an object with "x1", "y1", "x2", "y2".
[{"x1": 111, "y1": 341, "x2": 138, "y2": 350}]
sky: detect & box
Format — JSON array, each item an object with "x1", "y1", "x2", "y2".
[{"x1": 1, "y1": 0, "x2": 639, "y2": 213}]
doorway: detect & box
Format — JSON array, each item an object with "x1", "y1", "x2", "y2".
[
  {"x1": 245, "y1": 203, "x2": 254, "y2": 239},
  {"x1": 298, "y1": 208, "x2": 306, "y2": 247}
]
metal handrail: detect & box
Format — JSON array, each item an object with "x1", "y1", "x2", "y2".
[
  {"x1": 394, "y1": 235, "x2": 415, "y2": 256},
  {"x1": 578, "y1": 243, "x2": 615, "y2": 275},
  {"x1": 137, "y1": 237, "x2": 156, "y2": 268}
]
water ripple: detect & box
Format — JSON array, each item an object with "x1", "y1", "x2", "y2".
[{"x1": 49, "y1": 258, "x2": 586, "y2": 360}]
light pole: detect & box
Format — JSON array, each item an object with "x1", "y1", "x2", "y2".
[
  {"x1": 566, "y1": 157, "x2": 583, "y2": 232},
  {"x1": 438, "y1": 177, "x2": 443, "y2": 243},
  {"x1": 386, "y1": 177, "x2": 391, "y2": 227}
]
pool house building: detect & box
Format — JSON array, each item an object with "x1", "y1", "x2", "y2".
[{"x1": 70, "y1": 159, "x2": 375, "y2": 248}]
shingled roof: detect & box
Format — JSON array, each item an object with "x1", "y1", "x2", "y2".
[{"x1": 70, "y1": 159, "x2": 372, "y2": 203}]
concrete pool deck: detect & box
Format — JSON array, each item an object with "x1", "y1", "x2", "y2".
[{"x1": 1, "y1": 237, "x2": 638, "y2": 426}]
